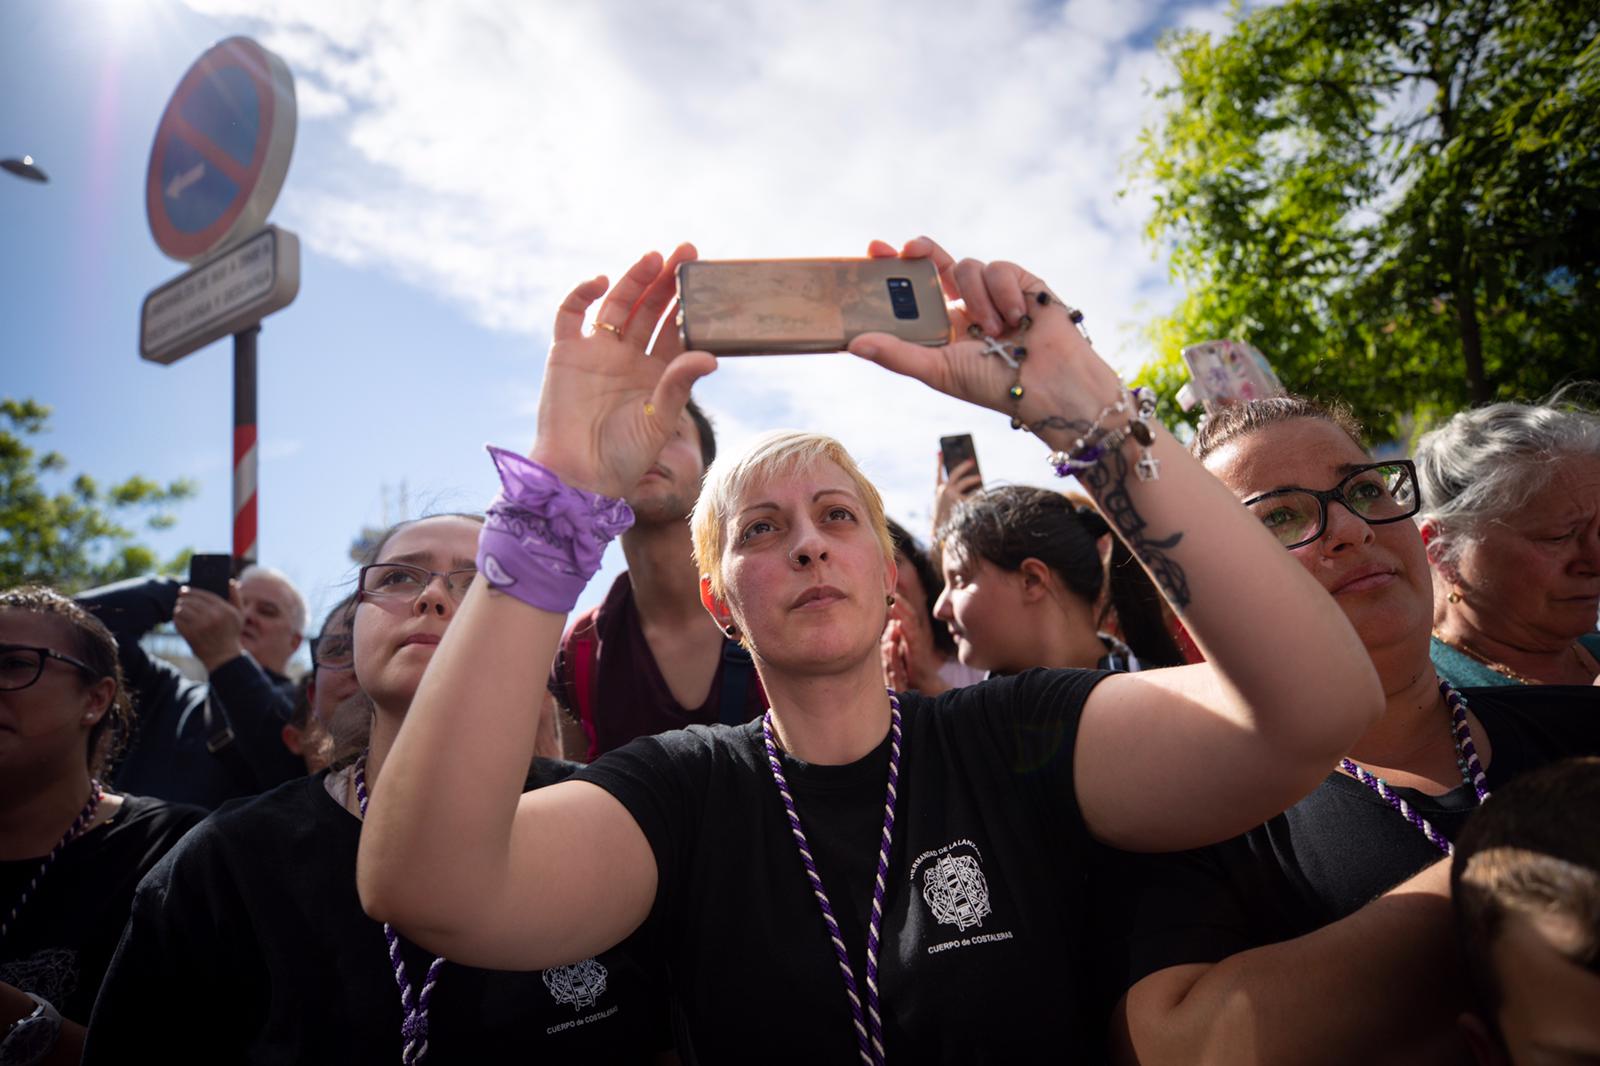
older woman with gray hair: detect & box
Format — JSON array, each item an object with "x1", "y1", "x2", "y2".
[{"x1": 1416, "y1": 386, "x2": 1600, "y2": 687}]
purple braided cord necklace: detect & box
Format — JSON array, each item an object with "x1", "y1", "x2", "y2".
[
  {"x1": 763, "y1": 690, "x2": 903, "y2": 1066},
  {"x1": 1, "y1": 780, "x2": 103, "y2": 945},
  {"x1": 1339, "y1": 679, "x2": 1491, "y2": 856},
  {"x1": 354, "y1": 753, "x2": 446, "y2": 1066}
]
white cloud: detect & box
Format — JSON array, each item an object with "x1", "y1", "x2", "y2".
[
  {"x1": 181, "y1": 0, "x2": 1232, "y2": 535},
  {"x1": 291, "y1": 77, "x2": 349, "y2": 119}
]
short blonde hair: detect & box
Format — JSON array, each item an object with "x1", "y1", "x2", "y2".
[{"x1": 692, "y1": 430, "x2": 894, "y2": 602}]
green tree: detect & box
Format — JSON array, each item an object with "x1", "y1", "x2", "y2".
[
  {"x1": 1, "y1": 398, "x2": 197, "y2": 592},
  {"x1": 1134, "y1": 0, "x2": 1600, "y2": 440}
]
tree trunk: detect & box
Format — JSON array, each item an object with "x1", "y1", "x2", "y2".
[{"x1": 1455, "y1": 251, "x2": 1489, "y2": 404}]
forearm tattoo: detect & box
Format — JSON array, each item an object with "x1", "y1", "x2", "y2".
[
  {"x1": 1023, "y1": 416, "x2": 1095, "y2": 437},
  {"x1": 1078, "y1": 446, "x2": 1193, "y2": 610}
]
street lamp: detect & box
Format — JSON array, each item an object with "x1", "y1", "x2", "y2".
[{"x1": 1, "y1": 155, "x2": 49, "y2": 182}]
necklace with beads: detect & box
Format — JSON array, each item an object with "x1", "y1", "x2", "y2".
[
  {"x1": 1338, "y1": 680, "x2": 1490, "y2": 856},
  {"x1": 763, "y1": 691, "x2": 903, "y2": 1066},
  {"x1": 354, "y1": 753, "x2": 447, "y2": 1066},
  {"x1": 1432, "y1": 630, "x2": 1592, "y2": 685},
  {"x1": 1, "y1": 781, "x2": 104, "y2": 944}
]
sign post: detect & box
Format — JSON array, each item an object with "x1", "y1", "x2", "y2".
[
  {"x1": 234, "y1": 326, "x2": 259, "y2": 564},
  {"x1": 140, "y1": 36, "x2": 297, "y2": 566}
]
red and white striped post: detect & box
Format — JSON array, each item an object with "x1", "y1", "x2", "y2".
[{"x1": 232, "y1": 325, "x2": 260, "y2": 567}]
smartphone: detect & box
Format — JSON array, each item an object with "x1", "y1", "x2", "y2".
[
  {"x1": 676, "y1": 257, "x2": 950, "y2": 355},
  {"x1": 188, "y1": 553, "x2": 234, "y2": 599},
  {"x1": 1176, "y1": 339, "x2": 1286, "y2": 414},
  {"x1": 939, "y1": 434, "x2": 982, "y2": 488}
]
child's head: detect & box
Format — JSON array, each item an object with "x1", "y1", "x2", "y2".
[{"x1": 1452, "y1": 757, "x2": 1600, "y2": 1066}]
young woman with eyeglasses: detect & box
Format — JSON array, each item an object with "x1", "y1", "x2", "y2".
[
  {"x1": 356, "y1": 239, "x2": 1396, "y2": 1064},
  {"x1": 85, "y1": 517, "x2": 670, "y2": 1064},
  {"x1": 1108, "y1": 397, "x2": 1600, "y2": 1066},
  {"x1": 0, "y1": 586, "x2": 203, "y2": 1065}
]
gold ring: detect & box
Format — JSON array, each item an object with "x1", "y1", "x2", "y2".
[{"x1": 593, "y1": 322, "x2": 624, "y2": 339}]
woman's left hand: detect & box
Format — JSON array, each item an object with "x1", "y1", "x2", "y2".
[{"x1": 849, "y1": 237, "x2": 1123, "y2": 450}]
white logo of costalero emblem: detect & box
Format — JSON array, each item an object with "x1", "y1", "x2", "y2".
[
  {"x1": 543, "y1": 958, "x2": 609, "y2": 1010},
  {"x1": 921, "y1": 853, "x2": 992, "y2": 931}
]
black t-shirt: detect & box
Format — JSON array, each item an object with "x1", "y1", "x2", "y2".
[
  {"x1": 577, "y1": 668, "x2": 1111, "y2": 1064},
  {"x1": 1109, "y1": 685, "x2": 1600, "y2": 992},
  {"x1": 0, "y1": 794, "x2": 204, "y2": 1024},
  {"x1": 84, "y1": 760, "x2": 670, "y2": 1064}
]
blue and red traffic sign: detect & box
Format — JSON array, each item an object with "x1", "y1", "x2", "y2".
[{"x1": 146, "y1": 37, "x2": 296, "y2": 263}]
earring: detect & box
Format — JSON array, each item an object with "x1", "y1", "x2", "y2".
[
  {"x1": 1447, "y1": 589, "x2": 1462, "y2": 604},
  {"x1": 722, "y1": 624, "x2": 740, "y2": 641},
  {"x1": 885, "y1": 594, "x2": 896, "y2": 607}
]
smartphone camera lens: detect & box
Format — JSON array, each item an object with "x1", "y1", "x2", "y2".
[{"x1": 886, "y1": 277, "x2": 920, "y2": 320}]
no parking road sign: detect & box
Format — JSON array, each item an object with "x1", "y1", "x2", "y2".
[{"x1": 146, "y1": 36, "x2": 295, "y2": 263}]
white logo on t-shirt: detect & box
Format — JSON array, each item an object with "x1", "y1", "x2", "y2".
[
  {"x1": 542, "y1": 958, "x2": 609, "y2": 1009},
  {"x1": 921, "y1": 852, "x2": 993, "y2": 931}
]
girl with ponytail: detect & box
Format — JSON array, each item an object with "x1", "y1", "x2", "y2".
[{"x1": 934, "y1": 485, "x2": 1184, "y2": 673}]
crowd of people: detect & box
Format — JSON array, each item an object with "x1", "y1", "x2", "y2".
[{"x1": 2, "y1": 238, "x2": 1597, "y2": 1065}]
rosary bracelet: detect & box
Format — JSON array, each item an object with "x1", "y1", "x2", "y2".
[
  {"x1": 971, "y1": 291, "x2": 1093, "y2": 429},
  {"x1": 971, "y1": 294, "x2": 1157, "y2": 479},
  {"x1": 1047, "y1": 387, "x2": 1161, "y2": 481}
]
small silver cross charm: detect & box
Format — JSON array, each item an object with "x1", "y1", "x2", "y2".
[
  {"x1": 978, "y1": 335, "x2": 1020, "y2": 369},
  {"x1": 1136, "y1": 453, "x2": 1161, "y2": 481}
]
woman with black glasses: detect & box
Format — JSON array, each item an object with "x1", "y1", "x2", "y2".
[
  {"x1": 0, "y1": 586, "x2": 203, "y2": 1065},
  {"x1": 85, "y1": 518, "x2": 669, "y2": 1064},
  {"x1": 1109, "y1": 397, "x2": 1600, "y2": 1066}
]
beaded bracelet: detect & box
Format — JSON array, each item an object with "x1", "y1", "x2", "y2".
[{"x1": 1047, "y1": 387, "x2": 1161, "y2": 481}]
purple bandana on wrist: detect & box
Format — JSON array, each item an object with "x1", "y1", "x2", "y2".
[{"x1": 477, "y1": 445, "x2": 635, "y2": 613}]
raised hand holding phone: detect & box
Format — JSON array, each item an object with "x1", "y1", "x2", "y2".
[
  {"x1": 850, "y1": 237, "x2": 1126, "y2": 453},
  {"x1": 933, "y1": 453, "x2": 982, "y2": 536},
  {"x1": 173, "y1": 575, "x2": 245, "y2": 671}
]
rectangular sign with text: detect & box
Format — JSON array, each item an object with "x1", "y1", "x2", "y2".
[{"x1": 139, "y1": 225, "x2": 300, "y2": 365}]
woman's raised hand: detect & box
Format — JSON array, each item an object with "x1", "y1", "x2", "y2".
[
  {"x1": 529, "y1": 244, "x2": 717, "y2": 497},
  {"x1": 850, "y1": 237, "x2": 1123, "y2": 448}
]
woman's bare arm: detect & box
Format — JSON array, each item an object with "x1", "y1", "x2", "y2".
[
  {"x1": 1111, "y1": 860, "x2": 1468, "y2": 1066},
  {"x1": 357, "y1": 246, "x2": 715, "y2": 968},
  {"x1": 850, "y1": 238, "x2": 1382, "y2": 852}
]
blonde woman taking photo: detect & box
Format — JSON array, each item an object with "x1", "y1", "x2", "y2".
[{"x1": 358, "y1": 238, "x2": 1383, "y2": 1064}]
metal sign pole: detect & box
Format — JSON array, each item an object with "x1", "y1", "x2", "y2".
[
  {"x1": 141, "y1": 37, "x2": 297, "y2": 570},
  {"x1": 232, "y1": 324, "x2": 260, "y2": 567}
]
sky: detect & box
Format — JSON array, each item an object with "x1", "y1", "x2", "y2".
[{"x1": 1, "y1": 0, "x2": 1234, "y2": 658}]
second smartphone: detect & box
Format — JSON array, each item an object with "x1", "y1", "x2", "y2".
[{"x1": 676, "y1": 257, "x2": 951, "y2": 355}]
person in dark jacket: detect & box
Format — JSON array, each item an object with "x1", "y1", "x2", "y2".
[{"x1": 77, "y1": 566, "x2": 308, "y2": 808}]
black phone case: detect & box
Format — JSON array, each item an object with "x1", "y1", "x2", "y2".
[
  {"x1": 939, "y1": 435, "x2": 979, "y2": 480},
  {"x1": 188, "y1": 555, "x2": 233, "y2": 599}
]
